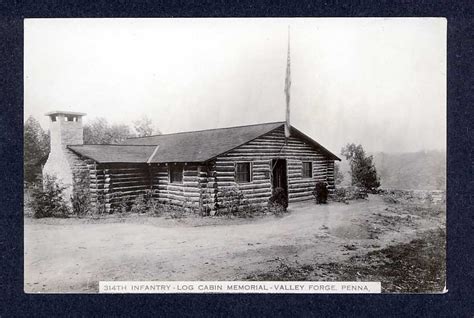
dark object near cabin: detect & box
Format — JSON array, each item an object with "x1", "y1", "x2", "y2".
[
  {"x1": 314, "y1": 182, "x2": 328, "y2": 204},
  {"x1": 268, "y1": 187, "x2": 288, "y2": 210}
]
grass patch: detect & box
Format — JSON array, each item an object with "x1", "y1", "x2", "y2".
[
  {"x1": 246, "y1": 228, "x2": 446, "y2": 293},
  {"x1": 340, "y1": 227, "x2": 446, "y2": 293}
]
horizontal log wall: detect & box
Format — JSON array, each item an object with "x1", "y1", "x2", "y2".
[
  {"x1": 89, "y1": 163, "x2": 152, "y2": 212},
  {"x1": 69, "y1": 126, "x2": 336, "y2": 213},
  {"x1": 70, "y1": 159, "x2": 210, "y2": 213},
  {"x1": 150, "y1": 163, "x2": 211, "y2": 212},
  {"x1": 214, "y1": 126, "x2": 336, "y2": 205},
  {"x1": 70, "y1": 159, "x2": 213, "y2": 213}
]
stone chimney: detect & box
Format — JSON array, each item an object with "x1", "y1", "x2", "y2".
[{"x1": 42, "y1": 111, "x2": 86, "y2": 201}]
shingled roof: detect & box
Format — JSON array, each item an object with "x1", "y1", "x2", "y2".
[
  {"x1": 68, "y1": 122, "x2": 340, "y2": 163},
  {"x1": 68, "y1": 145, "x2": 157, "y2": 163}
]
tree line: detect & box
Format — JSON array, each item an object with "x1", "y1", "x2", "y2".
[{"x1": 24, "y1": 115, "x2": 159, "y2": 184}]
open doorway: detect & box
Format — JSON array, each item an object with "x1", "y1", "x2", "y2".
[{"x1": 271, "y1": 159, "x2": 288, "y2": 200}]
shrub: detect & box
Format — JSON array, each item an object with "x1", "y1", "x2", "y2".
[
  {"x1": 238, "y1": 199, "x2": 264, "y2": 218},
  {"x1": 71, "y1": 187, "x2": 91, "y2": 217},
  {"x1": 130, "y1": 190, "x2": 158, "y2": 214},
  {"x1": 29, "y1": 174, "x2": 70, "y2": 218},
  {"x1": 313, "y1": 182, "x2": 328, "y2": 204},
  {"x1": 146, "y1": 201, "x2": 187, "y2": 218},
  {"x1": 86, "y1": 189, "x2": 161, "y2": 216},
  {"x1": 333, "y1": 187, "x2": 348, "y2": 203},
  {"x1": 130, "y1": 194, "x2": 148, "y2": 214},
  {"x1": 146, "y1": 191, "x2": 161, "y2": 215},
  {"x1": 215, "y1": 186, "x2": 265, "y2": 217},
  {"x1": 268, "y1": 187, "x2": 288, "y2": 214},
  {"x1": 164, "y1": 203, "x2": 186, "y2": 219},
  {"x1": 217, "y1": 186, "x2": 246, "y2": 216},
  {"x1": 333, "y1": 186, "x2": 368, "y2": 203},
  {"x1": 268, "y1": 201, "x2": 287, "y2": 216},
  {"x1": 71, "y1": 170, "x2": 92, "y2": 217},
  {"x1": 94, "y1": 191, "x2": 108, "y2": 216},
  {"x1": 112, "y1": 192, "x2": 131, "y2": 214}
]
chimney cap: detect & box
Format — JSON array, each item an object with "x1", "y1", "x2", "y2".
[{"x1": 45, "y1": 110, "x2": 87, "y2": 117}]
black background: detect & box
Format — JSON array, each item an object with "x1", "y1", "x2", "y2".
[{"x1": 1, "y1": 1, "x2": 473, "y2": 316}]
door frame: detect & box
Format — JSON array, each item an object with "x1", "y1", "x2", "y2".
[{"x1": 271, "y1": 158, "x2": 288, "y2": 199}]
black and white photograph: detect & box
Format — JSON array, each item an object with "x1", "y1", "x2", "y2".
[{"x1": 23, "y1": 18, "x2": 446, "y2": 294}]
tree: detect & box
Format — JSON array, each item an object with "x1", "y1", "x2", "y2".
[
  {"x1": 83, "y1": 118, "x2": 136, "y2": 144},
  {"x1": 29, "y1": 174, "x2": 70, "y2": 218},
  {"x1": 24, "y1": 116, "x2": 49, "y2": 184},
  {"x1": 341, "y1": 143, "x2": 380, "y2": 191},
  {"x1": 133, "y1": 115, "x2": 159, "y2": 137},
  {"x1": 334, "y1": 162, "x2": 344, "y2": 185}
]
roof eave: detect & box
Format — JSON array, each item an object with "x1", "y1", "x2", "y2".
[
  {"x1": 67, "y1": 145, "x2": 99, "y2": 162},
  {"x1": 289, "y1": 126, "x2": 341, "y2": 161},
  {"x1": 45, "y1": 110, "x2": 87, "y2": 116},
  {"x1": 204, "y1": 123, "x2": 286, "y2": 162}
]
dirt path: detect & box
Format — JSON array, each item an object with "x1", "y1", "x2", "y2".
[{"x1": 24, "y1": 195, "x2": 444, "y2": 293}]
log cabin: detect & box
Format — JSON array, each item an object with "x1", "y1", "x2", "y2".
[{"x1": 42, "y1": 110, "x2": 340, "y2": 213}]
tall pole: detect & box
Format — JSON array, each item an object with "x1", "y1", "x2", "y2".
[{"x1": 284, "y1": 25, "x2": 291, "y2": 140}]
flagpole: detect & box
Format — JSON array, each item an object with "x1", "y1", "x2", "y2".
[{"x1": 284, "y1": 25, "x2": 291, "y2": 143}]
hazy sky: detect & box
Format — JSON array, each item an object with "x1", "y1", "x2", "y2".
[{"x1": 24, "y1": 18, "x2": 446, "y2": 153}]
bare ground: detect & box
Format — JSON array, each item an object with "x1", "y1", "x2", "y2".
[{"x1": 24, "y1": 194, "x2": 445, "y2": 293}]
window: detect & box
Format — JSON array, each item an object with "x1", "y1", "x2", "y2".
[
  {"x1": 235, "y1": 162, "x2": 251, "y2": 183},
  {"x1": 302, "y1": 162, "x2": 313, "y2": 178},
  {"x1": 169, "y1": 164, "x2": 183, "y2": 183}
]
